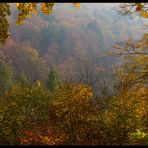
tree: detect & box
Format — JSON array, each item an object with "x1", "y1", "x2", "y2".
[
  {"x1": 14, "y1": 72, "x2": 30, "y2": 87},
  {"x1": 46, "y1": 66, "x2": 59, "y2": 92},
  {"x1": 107, "y1": 5, "x2": 148, "y2": 144},
  {"x1": 99, "y1": 87, "x2": 147, "y2": 145},
  {"x1": 105, "y1": 4, "x2": 148, "y2": 144},
  {"x1": 0, "y1": 3, "x2": 80, "y2": 45},
  {"x1": 118, "y1": 3, "x2": 148, "y2": 18},
  {"x1": 1, "y1": 42, "x2": 48, "y2": 83},
  {"x1": 49, "y1": 83, "x2": 98, "y2": 145},
  {"x1": 110, "y1": 38, "x2": 148, "y2": 89},
  {"x1": 0, "y1": 80, "x2": 50, "y2": 144},
  {"x1": 0, "y1": 3, "x2": 10, "y2": 45},
  {"x1": 129, "y1": 129, "x2": 148, "y2": 145},
  {"x1": 0, "y1": 62, "x2": 13, "y2": 94}
]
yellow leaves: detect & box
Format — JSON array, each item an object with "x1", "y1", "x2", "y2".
[
  {"x1": 0, "y1": 3, "x2": 81, "y2": 45},
  {"x1": 139, "y1": 10, "x2": 148, "y2": 18},
  {"x1": 103, "y1": 110, "x2": 115, "y2": 125},
  {"x1": 73, "y1": 3, "x2": 80, "y2": 8},
  {"x1": 27, "y1": 3, "x2": 33, "y2": 11},
  {"x1": 134, "y1": 3, "x2": 148, "y2": 18},
  {"x1": 0, "y1": 3, "x2": 10, "y2": 45},
  {"x1": 72, "y1": 83, "x2": 93, "y2": 99},
  {"x1": 139, "y1": 33, "x2": 148, "y2": 47},
  {"x1": 15, "y1": 3, "x2": 80, "y2": 26},
  {"x1": 15, "y1": 3, "x2": 19, "y2": 8},
  {"x1": 41, "y1": 136, "x2": 55, "y2": 145},
  {"x1": 26, "y1": 13, "x2": 31, "y2": 19},
  {"x1": 35, "y1": 80, "x2": 41, "y2": 88},
  {"x1": 112, "y1": 36, "x2": 148, "y2": 92},
  {"x1": 15, "y1": 3, "x2": 37, "y2": 25},
  {"x1": 119, "y1": 3, "x2": 148, "y2": 20},
  {"x1": 40, "y1": 3, "x2": 54, "y2": 15},
  {"x1": 143, "y1": 33, "x2": 148, "y2": 40},
  {"x1": 15, "y1": 4, "x2": 29, "y2": 25},
  {"x1": 50, "y1": 83, "x2": 94, "y2": 115},
  {"x1": 49, "y1": 82, "x2": 97, "y2": 144},
  {"x1": 15, "y1": 3, "x2": 55, "y2": 25},
  {"x1": 31, "y1": 3, "x2": 38, "y2": 15},
  {"x1": 130, "y1": 129, "x2": 147, "y2": 141},
  {"x1": 52, "y1": 83, "x2": 93, "y2": 106}
]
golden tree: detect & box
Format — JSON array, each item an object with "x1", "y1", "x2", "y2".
[{"x1": 49, "y1": 83, "x2": 98, "y2": 145}]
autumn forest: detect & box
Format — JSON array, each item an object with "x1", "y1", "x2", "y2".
[{"x1": 0, "y1": 3, "x2": 148, "y2": 145}]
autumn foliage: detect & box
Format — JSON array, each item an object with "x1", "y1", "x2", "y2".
[{"x1": 0, "y1": 2, "x2": 148, "y2": 146}]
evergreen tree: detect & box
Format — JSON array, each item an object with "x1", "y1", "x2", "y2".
[
  {"x1": 0, "y1": 62, "x2": 13, "y2": 93},
  {"x1": 15, "y1": 72, "x2": 30, "y2": 86},
  {"x1": 46, "y1": 66, "x2": 59, "y2": 92}
]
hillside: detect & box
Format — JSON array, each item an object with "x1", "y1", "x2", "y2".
[{"x1": 0, "y1": 3, "x2": 147, "y2": 83}]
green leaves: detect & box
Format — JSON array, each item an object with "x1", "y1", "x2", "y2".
[
  {"x1": 46, "y1": 66, "x2": 59, "y2": 92},
  {"x1": 130, "y1": 129, "x2": 148, "y2": 144},
  {"x1": 0, "y1": 62, "x2": 13, "y2": 93},
  {"x1": 0, "y1": 80, "x2": 50, "y2": 144}
]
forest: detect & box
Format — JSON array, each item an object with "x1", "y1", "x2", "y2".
[{"x1": 0, "y1": 3, "x2": 148, "y2": 145}]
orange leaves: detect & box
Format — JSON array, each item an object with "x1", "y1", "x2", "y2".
[
  {"x1": 18, "y1": 130, "x2": 42, "y2": 145},
  {"x1": 135, "y1": 3, "x2": 143, "y2": 12},
  {"x1": 119, "y1": 3, "x2": 148, "y2": 20},
  {"x1": 40, "y1": 134, "x2": 65, "y2": 145},
  {"x1": 139, "y1": 10, "x2": 148, "y2": 18},
  {"x1": 136, "y1": 6, "x2": 141, "y2": 12},
  {"x1": 135, "y1": 3, "x2": 148, "y2": 18},
  {"x1": 18, "y1": 128, "x2": 66, "y2": 145}
]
